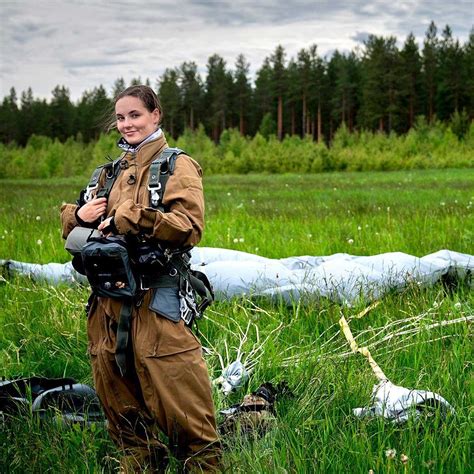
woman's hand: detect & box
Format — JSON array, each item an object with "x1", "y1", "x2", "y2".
[
  {"x1": 77, "y1": 197, "x2": 107, "y2": 223},
  {"x1": 98, "y1": 216, "x2": 116, "y2": 236}
]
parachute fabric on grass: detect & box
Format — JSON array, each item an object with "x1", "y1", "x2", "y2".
[
  {"x1": 1, "y1": 248, "x2": 472, "y2": 304},
  {"x1": 353, "y1": 379, "x2": 455, "y2": 424},
  {"x1": 339, "y1": 312, "x2": 456, "y2": 424}
]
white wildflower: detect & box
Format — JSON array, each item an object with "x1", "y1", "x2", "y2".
[
  {"x1": 36, "y1": 239, "x2": 43, "y2": 245},
  {"x1": 36, "y1": 216, "x2": 41, "y2": 221},
  {"x1": 385, "y1": 448, "x2": 396, "y2": 459},
  {"x1": 239, "y1": 238, "x2": 244, "y2": 243},
  {"x1": 347, "y1": 238, "x2": 354, "y2": 245},
  {"x1": 454, "y1": 302, "x2": 462, "y2": 309}
]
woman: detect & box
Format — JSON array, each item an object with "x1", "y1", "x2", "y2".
[{"x1": 61, "y1": 85, "x2": 221, "y2": 472}]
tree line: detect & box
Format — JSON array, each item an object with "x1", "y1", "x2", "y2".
[{"x1": 1, "y1": 21, "x2": 472, "y2": 146}]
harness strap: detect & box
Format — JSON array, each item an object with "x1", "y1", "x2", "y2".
[
  {"x1": 82, "y1": 155, "x2": 124, "y2": 203},
  {"x1": 83, "y1": 165, "x2": 106, "y2": 203},
  {"x1": 96, "y1": 156, "x2": 123, "y2": 199},
  {"x1": 170, "y1": 253, "x2": 214, "y2": 324},
  {"x1": 148, "y1": 148, "x2": 184, "y2": 211},
  {"x1": 115, "y1": 298, "x2": 133, "y2": 377}
]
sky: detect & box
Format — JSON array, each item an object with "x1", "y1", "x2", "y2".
[{"x1": 1, "y1": 0, "x2": 472, "y2": 102}]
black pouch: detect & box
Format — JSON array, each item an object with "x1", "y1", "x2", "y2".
[
  {"x1": 81, "y1": 237, "x2": 137, "y2": 298},
  {"x1": 149, "y1": 286, "x2": 181, "y2": 323}
]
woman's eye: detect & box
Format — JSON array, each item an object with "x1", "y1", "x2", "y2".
[{"x1": 131, "y1": 114, "x2": 140, "y2": 119}]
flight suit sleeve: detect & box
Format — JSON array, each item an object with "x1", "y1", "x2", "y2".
[
  {"x1": 60, "y1": 203, "x2": 80, "y2": 239},
  {"x1": 113, "y1": 156, "x2": 205, "y2": 247}
]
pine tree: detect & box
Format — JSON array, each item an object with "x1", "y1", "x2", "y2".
[
  {"x1": 111, "y1": 78, "x2": 126, "y2": 98},
  {"x1": 297, "y1": 48, "x2": 312, "y2": 136},
  {"x1": 158, "y1": 68, "x2": 182, "y2": 138},
  {"x1": 205, "y1": 54, "x2": 232, "y2": 141},
  {"x1": 463, "y1": 28, "x2": 474, "y2": 118},
  {"x1": 360, "y1": 35, "x2": 400, "y2": 132},
  {"x1": 422, "y1": 21, "x2": 439, "y2": 123},
  {"x1": 180, "y1": 62, "x2": 204, "y2": 130},
  {"x1": 0, "y1": 87, "x2": 19, "y2": 143},
  {"x1": 329, "y1": 51, "x2": 360, "y2": 132},
  {"x1": 50, "y1": 85, "x2": 75, "y2": 141},
  {"x1": 308, "y1": 45, "x2": 326, "y2": 141},
  {"x1": 270, "y1": 45, "x2": 287, "y2": 140},
  {"x1": 254, "y1": 58, "x2": 274, "y2": 135},
  {"x1": 286, "y1": 59, "x2": 300, "y2": 136},
  {"x1": 399, "y1": 33, "x2": 422, "y2": 130},
  {"x1": 233, "y1": 54, "x2": 252, "y2": 135},
  {"x1": 437, "y1": 25, "x2": 465, "y2": 120}
]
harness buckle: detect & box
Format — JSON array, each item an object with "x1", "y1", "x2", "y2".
[
  {"x1": 147, "y1": 182, "x2": 162, "y2": 208},
  {"x1": 84, "y1": 184, "x2": 99, "y2": 202},
  {"x1": 179, "y1": 279, "x2": 199, "y2": 325}
]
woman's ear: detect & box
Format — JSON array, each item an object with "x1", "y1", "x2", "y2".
[{"x1": 153, "y1": 108, "x2": 160, "y2": 126}]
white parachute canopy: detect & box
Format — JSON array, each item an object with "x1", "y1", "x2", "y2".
[{"x1": 2, "y1": 247, "x2": 472, "y2": 305}]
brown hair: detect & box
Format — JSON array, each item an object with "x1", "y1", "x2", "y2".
[{"x1": 107, "y1": 85, "x2": 163, "y2": 131}]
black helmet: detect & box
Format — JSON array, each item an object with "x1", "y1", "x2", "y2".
[
  {"x1": 31, "y1": 383, "x2": 105, "y2": 425},
  {"x1": 0, "y1": 377, "x2": 105, "y2": 426}
]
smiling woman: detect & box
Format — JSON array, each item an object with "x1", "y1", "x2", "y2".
[{"x1": 59, "y1": 85, "x2": 221, "y2": 472}]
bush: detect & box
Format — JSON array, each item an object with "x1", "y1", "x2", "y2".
[{"x1": 0, "y1": 121, "x2": 472, "y2": 179}]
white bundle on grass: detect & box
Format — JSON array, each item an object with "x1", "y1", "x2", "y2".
[{"x1": 339, "y1": 305, "x2": 456, "y2": 424}]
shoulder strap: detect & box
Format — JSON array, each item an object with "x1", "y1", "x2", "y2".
[
  {"x1": 80, "y1": 155, "x2": 124, "y2": 204},
  {"x1": 148, "y1": 147, "x2": 185, "y2": 211}
]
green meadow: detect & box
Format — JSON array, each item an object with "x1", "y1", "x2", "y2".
[{"x1": 0, "y1": 168, "x2": 473, "y2": 473}]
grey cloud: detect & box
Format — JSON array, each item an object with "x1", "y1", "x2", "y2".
[{"x1": 351, "y1": 31, "x2": 371, "y2": 44}]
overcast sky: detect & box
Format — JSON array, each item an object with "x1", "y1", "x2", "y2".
[{"x1": 1, "y1": 0, "x2": 472, "y2": 102}]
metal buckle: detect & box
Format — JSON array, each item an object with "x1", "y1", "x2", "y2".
[
  {"x1": 84, "y1": 184, "x2": 98, "y2": 202},
  {"x1": 147, "y1": 182, "x2": 162, "y2": 208},
  {"x1": 179, "y1": 280, "x2": 199, "y2": 325}
]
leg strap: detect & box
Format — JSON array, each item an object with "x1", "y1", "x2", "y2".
[{"x1": 115, "y1": 298, "x2": 133, "y2": 377}]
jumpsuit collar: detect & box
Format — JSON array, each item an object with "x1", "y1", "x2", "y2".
[{"x1": 117, "y1": 128, "x2": 163, "y2": 153}]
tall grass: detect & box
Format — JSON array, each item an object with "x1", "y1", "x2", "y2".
[{"x1": 0, "y1": 169, "x2": 473, "y2": 473}]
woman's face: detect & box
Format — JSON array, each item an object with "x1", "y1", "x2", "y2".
[{"x1": 115, "y1": 95, "x2": 160, "y2": 145}]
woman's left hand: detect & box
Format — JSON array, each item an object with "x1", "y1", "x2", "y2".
[{"x1": 98, "y1": 217, "x2": 116, "y2": 236}]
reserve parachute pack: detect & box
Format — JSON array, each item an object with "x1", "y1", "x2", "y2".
[{"x1": 66, "y1": 148, "x2": 214, "y2": 375}]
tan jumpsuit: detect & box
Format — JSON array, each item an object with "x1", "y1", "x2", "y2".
[{"x1": 61, "y1": 133, "x2": 220, "y2": 472}]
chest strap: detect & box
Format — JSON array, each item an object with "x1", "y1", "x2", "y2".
[
  {"x1": 82, "y1": 155, "x2": 124, "y2": 203},
  {"x1": 148, "y1": 148, "x2": 185, "y2": 211}
]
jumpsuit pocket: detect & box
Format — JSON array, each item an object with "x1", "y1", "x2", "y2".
[{"x1": 149, "y1": 287, "x2": 181, "y2": 323}]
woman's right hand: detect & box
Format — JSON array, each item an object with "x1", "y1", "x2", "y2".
[{"x1": 77, "y1": 197, "x2": 108, "y2": 223}]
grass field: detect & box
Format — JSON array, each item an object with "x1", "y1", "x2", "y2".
[{"x1": 0, "y1": 169, "x2": 473, "y2": 473}]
